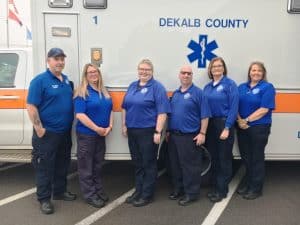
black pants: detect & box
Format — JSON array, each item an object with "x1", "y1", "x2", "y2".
[
  {"x1": 237, "y1": 124, "x2": 271, "y2": 193},
  {"x1": 127, "y1": 128, "x2": 158, "y2": 200},
  {"x1": 168, "y1": 133, "x2": 202, "y2": 198},
  {"x1": 206, "y1": 118, "x2": 234, "y2": 196},
  {"x1": 31, "y1": 130, "x2": 72, "y2": 202},
  {"x1": 76, "y1": 133, "x2": 105, "y2": 200}
]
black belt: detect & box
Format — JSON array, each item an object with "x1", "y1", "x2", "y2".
[
  {"x1": 210, "y1": 117, "x2": 226, "y2": 121},
  {"x1": 170, "y1": 130, "x2": 198, "y2": 136}
]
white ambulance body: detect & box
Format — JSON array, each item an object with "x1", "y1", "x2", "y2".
[
  {"x1": 0, "y1": 0, "x2": 299, "y2": 162},
  {"x1": 0, "y1": 0, "x2": 33, "y2": 161}
]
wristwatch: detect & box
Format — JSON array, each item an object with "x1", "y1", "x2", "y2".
[{"x1": 154, "y1": 130, "x2": 161, "y2": 134}]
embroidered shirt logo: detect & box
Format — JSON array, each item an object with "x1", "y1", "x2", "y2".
[
  {"x1": 252, "y1": 88, "x2": 260, "y2": 95},
  {"x1": 216, "y1": 85, "x2": 224, "y2": 92},
  {"x1": 141, "y1": 87, "x2": 148, "y2": 94},
  {"x1": 52, "y1": 84, "x2": 59, "y2": 89},
  {"x1": 184, "y1": 93, "x2": 191, "y2": 99}
]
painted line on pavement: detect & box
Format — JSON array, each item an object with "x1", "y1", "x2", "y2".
[
  {"x1": 75, "y1": 169, "x2": 166, "y2": 225},
  {"x1": 201, "y1": 167, "x2": 244, "y2": 225},
  {"x1": 0, "y1": 163, "x2": 25, "y2": 172},
  {"x1": 0, "y1": 172, "x2": 78, "y2": 207}
]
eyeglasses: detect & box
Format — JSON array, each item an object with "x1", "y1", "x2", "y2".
[
  {"x1": 180, "y1": 71, "x2": 192, "y2": 75},
  {"x1": 138, "y1": 68, "x2": 152, "y2": 72},
  {"x1": 87, "y1": 70, "x2": 98, "y2": 74},
  {"x1": 211, "y1": 65, "x2": 224, "y2": 68}
]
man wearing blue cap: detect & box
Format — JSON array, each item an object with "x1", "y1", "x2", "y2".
[{"x1": 27, "y1": 47, "x2": 76, "y2": 214}]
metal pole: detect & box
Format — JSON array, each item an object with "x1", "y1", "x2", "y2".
[{"x1": 6, "y1": 0, "x2": 10, "y2": 48}]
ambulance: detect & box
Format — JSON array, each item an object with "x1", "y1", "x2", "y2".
[{"x1": 0, "y1": 0, "x2": 299, "y2": 162}]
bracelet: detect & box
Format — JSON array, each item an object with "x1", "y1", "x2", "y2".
[
  {"x1": 245, "y1": 117, "x2": 250, "y2": 123},
  {"x1": 200, "y1": 132, "x2": 206, "y2": 135}
]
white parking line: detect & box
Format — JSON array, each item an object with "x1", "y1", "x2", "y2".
[
  {"x1": 0, "y1": 187, "x2": 36, "y2": 207},
  {"x1": 0, "y1": 163, "x2": 25, "y2": 172},
  {"x1": 201, "y1": 167, "x2": 244, "y2": 225},
  {"x1": 75, "y1": 169, "x2": 166, "y2": 225},
  {"x1": 0, "y1": 172, "x2": 78, "y2": 207}
]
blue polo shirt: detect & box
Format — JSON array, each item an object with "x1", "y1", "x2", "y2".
[
  {"x1": 74, "y1": 85, "x2": 113, "y2": 135},
  {"x1": 169, "y1": 84, "x2": 211, "y2": 133},
  {"x1": 203, "y1": 76, "x2": 239, "y2": 128},
  {"x1": 238, "y1": 80, "x2": 275, "y2": 126},
  {"x1": 27, "y1": 69, "x2": 74, "y2": 133},
  {"x1": 122, "y1": 78, "x2": 171, "y2": 128}
]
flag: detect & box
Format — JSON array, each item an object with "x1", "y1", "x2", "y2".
[
  {"x1": 26, "y1": 26, "x2": 32, "y2": 40},
  {"x1": 8, "y1": 9, "x2": 23, "y2": 26},
  {"x1": 9, "y1": 0, "x2": 19, "y2": 14}
]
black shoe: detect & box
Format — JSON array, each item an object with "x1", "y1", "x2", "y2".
[
  {"x1": 237, "y1": 185, "x2": 248, "y2": 195},
  {"x1": 86, "y1": 196, "x2": 105, "y2": 208},
  {"x1": 132, "y1": 198, "x2": 152, "y2": 207},
  {"x1": 209, "y1": 192, "x2": 227, "y2": 203},
  {"x1": 97, "y1": 192, "x2": 109, "y2": 202},
  {"x1": 207, "y1": 190, "x2": 218, "y2": 199},
  {"x1": 178, "y1": 195, "x2": 197, "y2": 206},
  {"x1": 168, "y1": 191, "x2": 184, "y2": 200},
  {"x1": 243, "y1": 191, "x2": 262, "y2": 200},
  {"x1": 125, "y1": 191, "x2": 140, "y2": 204},
  {"x1": 53, "y1": 191, "x2": 77, "y2": 201},
  {"x1": 40, "y1": 200, "x2": 54, "y2": 215}
]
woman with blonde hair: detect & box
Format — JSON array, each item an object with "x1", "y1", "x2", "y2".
[
  {"x1": 122, "y1": 59, "x2": 170, "y2": 207},
  {"x1": 74, "y1": 63, "x2": 113, "y2": 208}
]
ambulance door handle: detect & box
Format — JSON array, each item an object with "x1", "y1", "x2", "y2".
[{"x1": 0, "y1": 95, "x2": 20, "y2": 100}]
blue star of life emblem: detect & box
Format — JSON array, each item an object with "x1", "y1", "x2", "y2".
[{"x1": 187, "y1": 35, "x2": 218, "y2": 68}]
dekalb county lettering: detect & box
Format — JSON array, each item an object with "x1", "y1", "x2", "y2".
[
  {"x1": 159, "y1": 17, "x2": 249, "y2": 28},
  {"x1": 159, "y1": 18, "x2": 201, "y2": 27}
]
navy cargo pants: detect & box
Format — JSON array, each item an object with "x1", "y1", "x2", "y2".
[
  {"x1": 127, "y1": 128, "x2": 158, "y2": 200},
  {"x1": 168, "y1": 132, "x2": 202, "y2": 198},
  {"x1": 31, "y1": 130, "x2": 72, "y2": 202},
  {"x1": 206, "y1": 118, "x2": 234, "y2": 196},
  {"x1": 237, "y1": 124, "x2": 271, "y2": 193}
]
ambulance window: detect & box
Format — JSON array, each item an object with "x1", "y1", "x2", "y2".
[
  {"x1": 48, "y1": 0, "x2": 73, "y2": 8},
  {"x1": 83, "y1": 0, "x2": 107, "y2": 9},
  {"x1": 288, "y1": 0, "x2": 300, "y2": 13},
  {"x1": 0, "y1": 53, "x2": 19, "y2": 88}
]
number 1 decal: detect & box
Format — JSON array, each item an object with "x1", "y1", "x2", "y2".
[{"x1": 93, "y1": 16, "x2": 98, "y2": 25}]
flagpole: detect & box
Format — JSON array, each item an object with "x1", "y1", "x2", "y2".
[{"x1": 6, "y1": 0, "x2": 10, "y2": 48}]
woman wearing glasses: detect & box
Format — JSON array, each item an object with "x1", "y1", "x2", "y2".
[
  {"x1": 236, "y1": 61, "x2": 275, "y2": 200},
  {"x1": 122, "y1": 59, "x2": 170, "y2": 207},
  {"x1": 74, "y1": 63, "x2": 113, "y2": 208},
  {"x1": 203, "y1": 57, "x2": 239, "y2": 203}
]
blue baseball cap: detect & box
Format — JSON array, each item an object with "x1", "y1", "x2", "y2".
[{"x1": 47, "y1": 48, "x2": 66, "y2": 58}]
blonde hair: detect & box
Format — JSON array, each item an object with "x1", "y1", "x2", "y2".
[
  {"x1": 74, "y1": 63, "x2": 110, "y2": 99},
  {"x1": 137, "y1": 58, "x2": 154, "y2": 71}
]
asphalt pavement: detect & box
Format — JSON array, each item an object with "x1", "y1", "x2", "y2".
[{"x1": 0, "y1": 161, "x2": 300, "y2": 225}]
